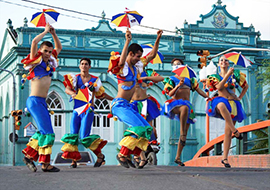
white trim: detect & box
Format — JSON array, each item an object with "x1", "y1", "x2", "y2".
[{"x1": 153, "y1": 117, "x2": 161, "y2": 141}]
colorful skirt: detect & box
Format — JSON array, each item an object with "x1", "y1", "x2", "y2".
[
  {"x1": 131, "y1": 96, "x2": 161, "y2": 121},
  {"x1": 161, "y1": 99, "x2": 196, "y2": 124},
  {"x1": 206, "y1": 96, "x2": 246, "y2": 122}
]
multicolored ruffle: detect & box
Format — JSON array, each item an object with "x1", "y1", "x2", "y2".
[
  {"x1": 22, "y1": 131, "x2": 55, "y2": 163},
  {"x1": 206, "y1": 96, "x2": 246, "y2": 122}
]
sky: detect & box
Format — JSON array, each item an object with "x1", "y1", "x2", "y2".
[{"x1": 0, "y1": 0, "x2": 270, "y2": 47}]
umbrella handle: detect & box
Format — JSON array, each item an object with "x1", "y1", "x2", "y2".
[{"x1": 89, "y1": 107, "x2": 101, "y2": 117}]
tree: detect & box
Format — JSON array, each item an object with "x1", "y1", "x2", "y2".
[{"x1": 257, "y1": 59, "x2": 270, "y2": 119}]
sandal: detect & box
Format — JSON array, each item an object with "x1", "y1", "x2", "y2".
[
  {"x1": 133, "y1": 156, "x2": 140, "y2": 168},
  {"x1": 221, "y1": 159, "x2": 231, "y2": 168},
  {"x1": 69, "y1": 161, "x2": 77, "y2": 168},
  {"x1": 94, "y1": 154, "x2": 105, "y2": 167},
  {"x1": 126, "y1": 157, "x2": 136, "y2": 168},
  {"x1": 233, "y1": 129, "x2": 243, "y2": 140},
  {"x1": 174, "y1": 158, "x2": 185, "y2": 166},
  {"x1": 23, "y1": 157, "x2": 37, "y2": 172},
  {"x1": 42, "y1": 164, "x2": 60, "y2": 172},
  {"x1": 180, "y1": 135, "x2": 186, "y2": 147},
  {"x1": 137, "y1": 160, "x2": 148, "y2": 169},
  {"x1": 116, "y1": 154, "x2": 129, "y2": 168}
]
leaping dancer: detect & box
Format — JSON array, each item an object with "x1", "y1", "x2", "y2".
[{"x1": 108, "y1": 29, "x2": 163, "y2": 168}]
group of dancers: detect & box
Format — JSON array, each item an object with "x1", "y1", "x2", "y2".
[{"x1": 21, "y1": 23, "x2": 248, "y2": 172}]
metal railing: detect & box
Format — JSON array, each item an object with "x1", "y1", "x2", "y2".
[
  {"x1": 193, "y1": 120, "x2": 270, "y2": 159},
  {"x1": 212, "y1": 127, "x2": 270, "y2": 156}
]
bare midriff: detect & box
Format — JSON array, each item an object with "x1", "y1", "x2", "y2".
[
  {"x1": 115, "y1": 81, "x2": 136, "y2": 101},
  {"x1": 30, "y1": 75, "x2": 51, "y2": 98}
]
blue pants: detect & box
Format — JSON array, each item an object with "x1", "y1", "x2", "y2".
[
  {"x1": 111, "y1": 98, "x2": 150, "y2": 138},
  {"x1": 26, "y1": 96, "x2": 54, "y2": 135},
  {"x1": 70, "y1": 108, "x2": 94, "y2": 139}
]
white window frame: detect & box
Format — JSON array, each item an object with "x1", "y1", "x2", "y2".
[
  {"x1": 91, "y1": 99, "x2": 114, "y2": 142},
  {"x1": 152, "y1": 117, "x2": 161, "y2": 141}
]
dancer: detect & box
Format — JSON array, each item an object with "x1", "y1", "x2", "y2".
[
  {"x1": 61, "y1": 57, "x2": 113, "y2": 168},
  {"x1": 162, "y1": 58, "x2": 208, "y2": 166},
  {"x1": 108, "y1": 29, "x2": 163, "y2": 168},
  {"x1": 21, "y1": 23, "x2": 62, "y2": 172},
  {"x1": 206, "y1": 55, "x2": 248, "y2": 168},
  {"x1": 131, "y1": 63, "x2": 164, "y2": 168}
]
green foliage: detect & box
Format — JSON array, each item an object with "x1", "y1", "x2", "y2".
[
  {"x1": 256, "y1": 59, "x2": 270, "y2": 119},
  {"x1": 257, "y1": 59, "x2": 270, "y2": 95},
  {"x1": 247, "y1": 129, "x2": 269, "y2": 154}
]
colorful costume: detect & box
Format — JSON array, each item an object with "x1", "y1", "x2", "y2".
[
  {"x1": 61, "y1": 74, "x2": 107, "y2": 161},
  {"x1": 162, "y1": 76, "x2": 198, "y2": 124},
  {"x1": 131, "y1": 68, "x2": 162, "y2": 141},
  {"x1": 108, "y1": 52, "x2": 152, "y2": 156},
  {"x1": 131, "y1": 68, "x2": 161, "y2": 121},
  {"x1": 131, "y1": 96, "x2": 161, "y2": 122},
  {"x1": 22, "y1": 50, "x2": 58, "y2": 163},
  {"x1": 206, "y1": 70, "x2": 247, "y2": 122}
]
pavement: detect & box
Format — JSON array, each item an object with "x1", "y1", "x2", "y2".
[{"x1": 1, "y1": 165, "x2": 270, "y2": 190}]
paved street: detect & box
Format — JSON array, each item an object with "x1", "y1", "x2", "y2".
[{"x1": 1, "y1": 165, "x2": 270, "y2": 190}]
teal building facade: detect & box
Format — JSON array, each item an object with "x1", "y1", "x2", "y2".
[{"x1": 0, "y1": 1, "x2": 269, "y2": 166}]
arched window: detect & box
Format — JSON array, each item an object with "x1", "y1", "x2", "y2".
[
  {"x1": 92, "y1": 99, "x2": 114, "y2": 142},
  {"x1": 46, "y1": 92, "x2": 62, "y2": 109},
  {"x1": 46, "y1": 91, "x2": 65, "y2": 142}
]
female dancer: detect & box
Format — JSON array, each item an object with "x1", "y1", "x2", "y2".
[
  {"x1": 206, "y1": 55, "x2": 248, "y2": 168},
  {"x1": 162, "y1": 58, "x2": 208, "y2": 166}
]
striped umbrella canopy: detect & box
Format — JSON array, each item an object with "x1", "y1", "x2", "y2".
[
  {"x1": 30, "y1": 9, "x2": 60, "y2": 27},
  {"x1": 224, "y1": 52, "x2": 252, "y2": 67},
  {"x1": 172, "y1": 65, "x2": 197, "y2": 79},
  {"x1": 141, "y1": 44, "x2": 164, "y2": 64},
  {"x1": 73, "y1": 88, "x2": 92, "y2": 115},
  {"x1": 111, "y1": 9, "x2": 143, "y2": 28}
]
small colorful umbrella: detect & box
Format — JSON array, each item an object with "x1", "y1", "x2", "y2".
[
  {"x1": 224, "y1": 52, "x2": 252, "y2": 68},
  {"x1": 30, "y1": 9, "x2": 60, "y2": 27},
  {"x1": 111, "y1": 9, "x2": 143, "y2": 28},
  {"x1": 73, "y1": 88, "x2": 92, "y2": 115},
  {"x1": 172, "y1": 65, "x2": 197, "y2": 79},
  {"x1": 141, "y1": 44, "x2": 164, "y2": 64}
]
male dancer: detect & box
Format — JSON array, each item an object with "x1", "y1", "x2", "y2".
[
  {"x1": 21, "y1": 23, "x2": 62, "y2": 172},
  {"x1": 108, "y1": 29, "x2": 163, "y2": 168},
  {"x1": 61, "y1": 57, "x2": 113, "y2": 168}
]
